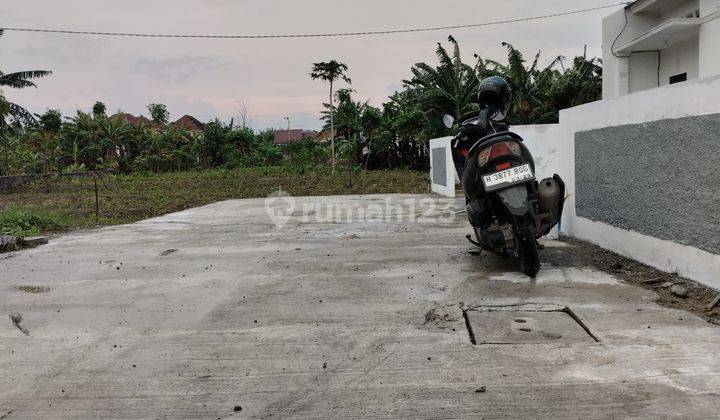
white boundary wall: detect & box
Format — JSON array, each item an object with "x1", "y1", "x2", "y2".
[
  {"x1": 429, "y1": 137, "x2": 457, "y2": 198},
  {"x1": 428, "y1": 77, "x2": 720, "y2": 290},
  {"x1": 560, "y1": 74, "x2": 720, "y2": 289},
  {"x1": 511, "y1": 124, "x2": 564, "y2": 240},
  {"x1": 511, "y1": 124, "x2": 565, "y2": 182}
]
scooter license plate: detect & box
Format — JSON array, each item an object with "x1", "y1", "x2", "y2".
[{"x1": 482, "y1": 164, "x2": 535, "y2": 192}]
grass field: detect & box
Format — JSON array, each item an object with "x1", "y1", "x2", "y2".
[{"x1": 0, "y1": 167, "x2": 428, "y2": 236}]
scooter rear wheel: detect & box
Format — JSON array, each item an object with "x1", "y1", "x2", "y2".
[{"x1": 518, "y1": 228, "x2": 540, "y2": 277}]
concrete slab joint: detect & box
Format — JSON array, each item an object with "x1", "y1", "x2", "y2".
[{"x1": 463, "y1": 303, "x2": 601, "y2": 345}]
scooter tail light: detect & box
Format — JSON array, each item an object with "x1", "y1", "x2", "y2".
[{"x1": 478, "y1": 141, "x2": 522, "y2": 166}]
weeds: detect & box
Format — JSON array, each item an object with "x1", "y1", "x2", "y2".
[{"x1": 0, "y1": 207, "x2": 66, "y2": 237}]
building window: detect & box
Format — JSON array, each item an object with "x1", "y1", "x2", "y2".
[{"x1": 669, "y1": 73, "x2": 688, "y2": 84}]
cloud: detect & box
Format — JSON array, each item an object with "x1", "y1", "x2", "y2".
[
  {"x1": 133, "y1": 56, "x2": 228, "y2": 84},
  {"x1": 0, "y1": 0, "x2": 618, "y2": 129}
]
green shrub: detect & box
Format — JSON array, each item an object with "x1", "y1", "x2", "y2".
[{"x1": 0, "y1": 207, "x2": 66, "y2": 237}]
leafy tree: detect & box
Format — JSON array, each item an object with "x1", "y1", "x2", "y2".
[
  {"x1": 147, "y1": 103, "x2": 169, "y2": 125},
  {"x1": 60, "y1": 111, "x2": 103, "y2": 170},
  {"x1": 96, "y1": 115, "x2": 133, "y2": 172},
  {"x1": 376, "y1": 89, "x2": 432, "y2": 170},
  {"x1": 310, "y1": 60, "x2": 351, "y2": 174},
  {"x1": 334, "y1": 89, "x2": 363, "y2": 180},
  {"x1": 27, "y1": 110, "x2": 63, "y2": 173},
  {"x1": 360, "y1": 106, "x2": 383, "y2": 169},
  {"x1": 92, "y1": 101, "x2": 107, "y2": 118},
  {"x1": 253, "y1": 129, "x2": 282, "y2": 166},
  {"x1": 284, "y1": 138, "x2": 327, "y2": 170},
  {"x1": 39, "y1": 109, "x2": 62, "y2": 133}
]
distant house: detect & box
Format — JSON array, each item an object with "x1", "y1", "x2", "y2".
[
  {"x1": 171, "y1": 115, "x2": 206, "y2": 131},
  {"x1": 303, "y1": 130, "x2": 319, "y2": 139},
  {"x1": 315, "y1": 128, "x2": 336, "y2": 142},
  {"x1": 273, "y1": 129, "x2": 319, "y2": 146},
  {"x1": 110, "y1": 113, "x2": 158, "y2": 128},
  {"x1": 109, "y1": 113, "x2": 205, "y2": 131}
]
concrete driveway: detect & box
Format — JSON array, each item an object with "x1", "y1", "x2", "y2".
[{"x1": 1, "y1": 194, "x2": 719, "y2": 418}]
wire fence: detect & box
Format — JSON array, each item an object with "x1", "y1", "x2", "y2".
[
  {"x1": 0, "y1": 171, "x2": 112, "y2": 226},
  {"x1": 0, "y1": 168, "x2": 430, "y2": 238}
]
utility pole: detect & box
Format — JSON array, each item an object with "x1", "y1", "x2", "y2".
[{"x1": 330, "y1": 80, "x2": 335, "y2": 175}]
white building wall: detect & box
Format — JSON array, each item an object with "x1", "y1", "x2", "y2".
[
  {"x1": 699, "y1": 0, "x2": 720, "y2": 77},
  {"x1": 629, "y1": 52, "x2": 660, "y2": 92},
  {"x1": 603, "y1": 1, "x2": 720, "y2": 99},
  {"x1": 626, "y1": 37, "x2": 699, "y2": 92},
  {"x1": 602, "y1": 8, "x2": 660, "y2": 99},
  {"x1": 602, "y1": 10, "x2": 621, "y2": 99},
  {"x1": 657, "y1": 0, "x2": 700, "y2": 20},
  {"x1": 659, "y1": 35, "x2": 700, "y2": 83},
  {"x1": 559, "y1": 74, "x2": 720, "y2": 288}
]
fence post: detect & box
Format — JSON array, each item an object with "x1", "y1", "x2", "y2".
[{"x1": 93, "y1": 173, "x2": 99, "y2": 224}]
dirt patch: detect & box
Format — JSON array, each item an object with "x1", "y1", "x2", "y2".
[
  {"x1": 0, "y1": 235, "x2": 25, "y2": 253},
  {"x1": 9, "y1": 313, "x2": 29, "y2": 335},
  {"x1": 16, "y1": 285, "x2": 51, "y2": 294},
  {"x1": 424, "y1": 308, "x2": 459, "y2": 329},
  {"x1": 545, "y1": 237, "x2": 720, "y2": 325}
]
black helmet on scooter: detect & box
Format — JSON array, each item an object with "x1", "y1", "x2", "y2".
[{"x1": 478, "y1": 76, "x2": 511, "y2": 121}]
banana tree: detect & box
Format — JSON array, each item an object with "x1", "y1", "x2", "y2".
[
  {"x1": 485, "y1": 42, "x2": 562, "y2": 125},
  {"x1": 405, "y1": 36, "x2": 486, "y2": 126}
]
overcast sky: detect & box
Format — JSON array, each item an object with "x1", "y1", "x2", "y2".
[{"x1": 0, "y1": 0, "x2": 620, "y2": 131}]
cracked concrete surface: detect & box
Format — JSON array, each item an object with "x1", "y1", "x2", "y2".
[{"x1": 1, "y1": 194, "x2": 720, "y2": 418}]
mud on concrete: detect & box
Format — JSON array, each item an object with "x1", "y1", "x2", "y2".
[{"x1": 546, "y1": 237, "x2": 720, "y2": 325}]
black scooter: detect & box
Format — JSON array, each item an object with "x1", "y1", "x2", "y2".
[{"x1": 445, "y1": 108, "x2": 565, "y2": 276}]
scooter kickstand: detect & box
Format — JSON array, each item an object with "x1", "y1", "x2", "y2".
[{"x1": 466, "y1": 234, "x2": 483, "y2": 251}]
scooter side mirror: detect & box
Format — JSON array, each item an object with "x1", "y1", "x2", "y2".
[{"x1": 442, "y1": 114, "x2": 454, "y2": 129}]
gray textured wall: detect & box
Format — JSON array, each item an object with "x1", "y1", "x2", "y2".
[
  {"x1": 432, "y1": 148, "x2": 447, "y2": 187},
  {"x1": 575, "y1": 113, "x2": 720, "y2": 255}
]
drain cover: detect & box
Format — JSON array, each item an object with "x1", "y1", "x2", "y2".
[{"x1": 465, "y1": 309, "x2": 598, "y2": 345}]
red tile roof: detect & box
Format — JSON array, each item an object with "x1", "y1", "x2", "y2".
[
  {"x1": 273, "y1": 129, "x2": 322, "y2": 145},
  {"x1": 316, "y1": 128, "x2": 336, "y2": 140},
  {"x1": 110, "y1": 113, "x2": 161, "y2": 129},
  {"x1": 273, "y1": 129, "x2": 301, "y2": 145},
  {"x1": 110, "y1": 113, "x2": 205, "y2": 131},
  {"x1": 172, "y1": 115, "x2": 205, "y2": 131}
]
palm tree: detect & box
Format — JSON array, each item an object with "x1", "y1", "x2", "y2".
[{"x1": 310, "y1": 60, "x2": 351, "y2": 174}]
